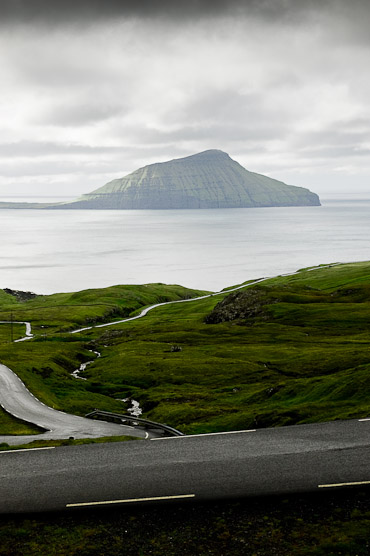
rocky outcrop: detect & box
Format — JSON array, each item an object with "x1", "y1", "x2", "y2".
[
  {"x1": 3, "y1": 288, "x2": 37, "y2": 302},
  {"x1": 204, "y1": 287, "x2": 270, "y2": 324}
]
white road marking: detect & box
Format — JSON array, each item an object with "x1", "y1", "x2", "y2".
[
  {"x1": 318, "y1": 480, "x2": 370, "y2": 488},
  {"x1": 0, "y1": 447, "x2": 55, "y2": 454},
  {"x1": 359, "y1": 418, "x2": 370, "y2": 421},
  {"x1": 151, "y1": 429, "x2": 256, "y2": 440},
  {"x1": 66, "y1": 493, "x2": 195, "y2": 507}
]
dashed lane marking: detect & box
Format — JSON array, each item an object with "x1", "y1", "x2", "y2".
[
  {"x1": 66, "y1": 494, "x2": 195, "y2": 507},
  {"x1": 318, "y1": 480, "x2": 370, "y2": 488},
  {"x1": 151, "y1": 429, "x2": 256, "y2": 440},
  {"x1": 0, "y1": 447, "x2": 55, "y2": 454}
]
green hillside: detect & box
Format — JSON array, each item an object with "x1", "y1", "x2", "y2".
[
  {"x1": 0, "y1": 262, "x2": 370, "y2": 434},
  {"x1": 61, "y1": 149, "x2": 320, "y2": 209}
]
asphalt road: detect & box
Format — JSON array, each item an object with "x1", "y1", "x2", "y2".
[
  {"x1": 0, "y1": 363, "x2": 147, "y2": 445},
  {"x1": 1, "y1": 418, "x2": 369, "y2": 513}
]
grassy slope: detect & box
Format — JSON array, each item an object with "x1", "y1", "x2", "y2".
[
  {"x1": 0, "y1": 407, "x2": 42, "y2": 436},
  {"x1": 1, "y1": 262, "x2": 370, "y2": 434},
  {"x1": 0, "y1": 283, "x2": 208, "y2": 334},
  {"x1": 0, "y1": 283, "x2": 208, "y2": 428},
  {"x1": 72, "y1": 261, "x2": 370, "y2": 433}
]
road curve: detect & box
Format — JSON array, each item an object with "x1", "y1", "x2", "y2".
[
  {"x1": 1, "y1": 418, "x2": 369, "y2": 513},
  {"x1": 0, "y1": 363, "x2": 148, "y2": 445},
  {"x1": 70, "y1": 263, "x2": 342, "y2": 335}
]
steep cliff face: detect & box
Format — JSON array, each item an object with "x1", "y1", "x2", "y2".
[{"x1": 62, "y1": 150, "x2": 320, "y2": 209}]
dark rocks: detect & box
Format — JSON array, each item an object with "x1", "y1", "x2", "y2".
[
  {"x1": 205, "y1": 287, "x2": 269, "y2": 324},
  {"x1": 3, "y1": 288, "x2": 37, "y2": 302}
]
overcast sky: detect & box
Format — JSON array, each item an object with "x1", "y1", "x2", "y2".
[{"x1": 1, "y1": 0, "x2": 370, "y2": 199}]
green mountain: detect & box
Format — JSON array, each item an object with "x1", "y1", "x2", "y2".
[{"x1": 61, "y1": 149, "x2": 320, "y2": 209}]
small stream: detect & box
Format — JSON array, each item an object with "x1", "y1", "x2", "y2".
[
  {"x1": 71, "y1": 352, "x2": 143, "y2": 417},
  {"x1": 125, "y1": 399, "x2": 143, "y2": 417},
  {"x1": 72, "y1": 350, "x2": 101, "y2": 380},
  {"x1": 117, "y1": 398, "x2": 143, "y2": 417}
]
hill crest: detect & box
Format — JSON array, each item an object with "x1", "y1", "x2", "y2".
[{"x1": 62, "y1": 149, "x2": 321, "y2": 210}]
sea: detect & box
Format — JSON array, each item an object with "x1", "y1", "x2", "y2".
[{"x1": 0, "y1": 197, "x2": 369, "y2": 295}]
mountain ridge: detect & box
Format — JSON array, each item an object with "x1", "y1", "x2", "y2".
[{"x1": 59, "y1": 149, "x2": 320, "y2": 209}]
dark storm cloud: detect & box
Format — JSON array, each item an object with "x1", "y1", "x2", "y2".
[
  {"x1": 0, "y1": 0, "x2": 351, "y2": 25},
  {"x1": 0, "y1": 0, "x2": 251, "y2": 23}
]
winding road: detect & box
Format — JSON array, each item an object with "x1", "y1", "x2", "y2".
[{"x1": 0, "y1": 363, "x2": 148, "y2": 445}]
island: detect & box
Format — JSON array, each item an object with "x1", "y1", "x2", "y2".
[{"x1": 0, "y1": 149, "x2": 320, "y2": 210}]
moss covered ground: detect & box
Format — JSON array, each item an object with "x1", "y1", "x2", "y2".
[
  {"x1": 0, "y1": 489, "x2": 370, "y2": 555},
  {"x1": 0, "y1": 435, "x2": 140, "y2": 451},
  {"x1": 0, "y1": 407, "x2": 41, "y2": 436}
]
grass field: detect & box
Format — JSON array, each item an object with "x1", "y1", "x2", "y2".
[
  {"x1": 0, "y1": 407, "x2": 42, "y2": 436},
  {"x1": 1, "y1": 262, "x2": 370, "y2": 433}
]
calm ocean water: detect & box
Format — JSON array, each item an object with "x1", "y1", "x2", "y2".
[{"x1": 0, "y1": 199, "x2": 369, "y2": 294}]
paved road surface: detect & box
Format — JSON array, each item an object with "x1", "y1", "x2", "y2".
[
  {"x1": 1, "y1": 418, "x2": 369, "y2": 513},
  {"x1": 0, "y1": 363, "x2": 147, "y2": 445}
]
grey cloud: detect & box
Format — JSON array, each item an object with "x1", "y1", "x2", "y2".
[
  {"x1": 115, "y1": 121, "x2": 282, "y2": 151},
  {"x1": 0, "y1": 0, "x2": 253, "y2": 24},
  {"x1": 39, "y1": 103, "x2": 125, "y2": 126},
  {"x1": 298, "y1": 145, "x2": 370, "y2": 160},
  {"x1": 0, "y1": 160, "x2": 117, "y2": 178},
  {"x1": 150, "y1": 90, "x2": 293, "y2": 148},
  {"x1": 0, "y1": 142, "x2": 189, "y2": 181},
  {"x1": 175, "y1": 90, "x2": 292, "y2": 130},
  {"x1": 8, "y1": 48, "x2": 115, "y2": 89},
  {"x1": 150, "y1": 123, "x2": 282, "y2": 144},
  {"x1": 296, "y1": 128, "x2": 370, "y2": 148},
  {"x1": 337, "y1": 118, "x2": 370, "y2": 133},
  {"x1": 0, "y1": 141, "x2": 125, "y2": 157},
  {"x1": 0, "y1": 0, "x2": 347, "y2": 25},
  {"x1": 172, "y1": 90, "x2": 263, "y2": 124},
  {"x1": 0, "y1": 141, "x2": 186, "y2": 161},
  {"x1": 292, "y1": 120, "x2": 370, "y2": 160}
]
